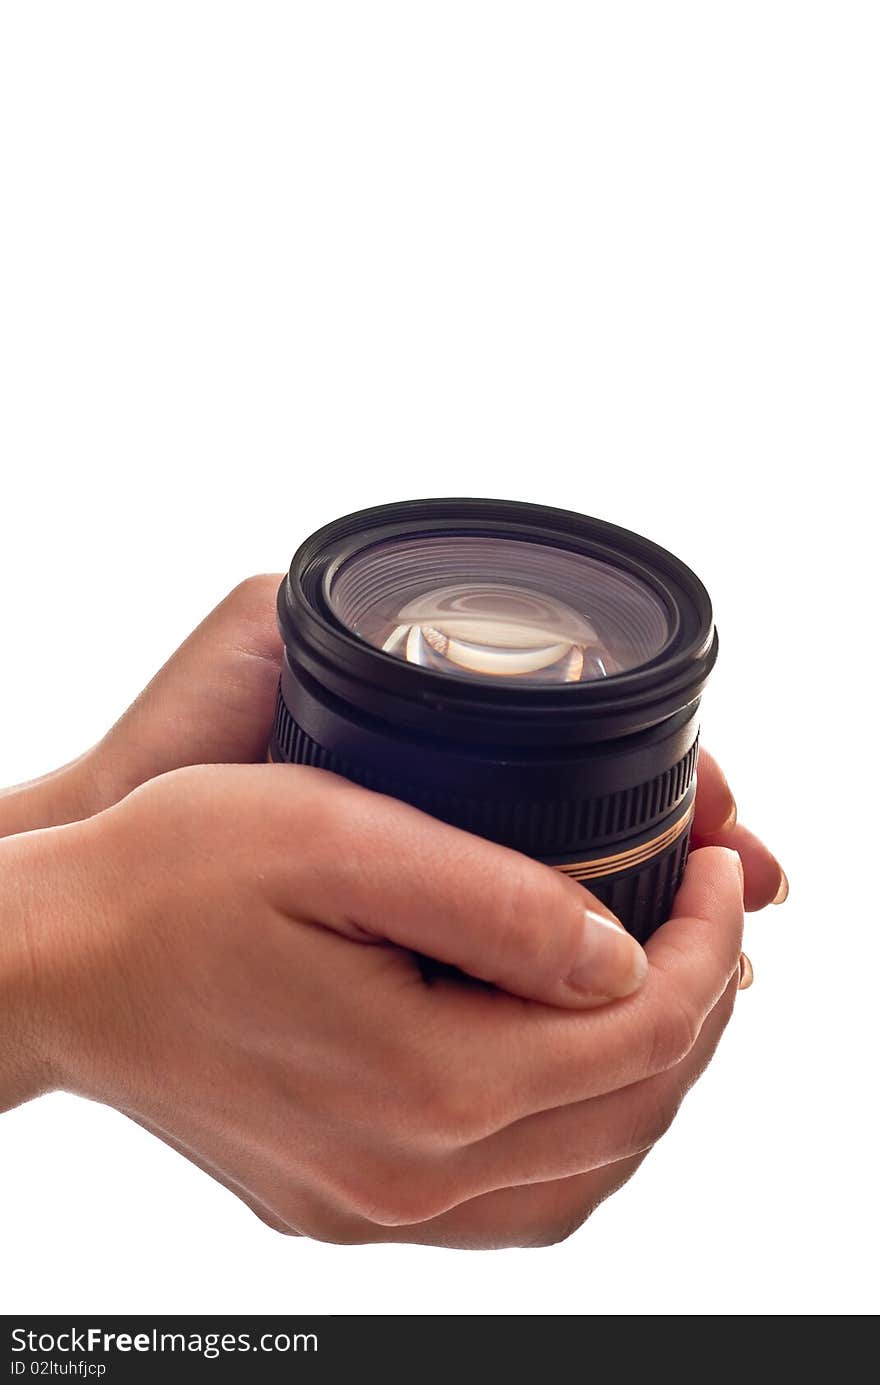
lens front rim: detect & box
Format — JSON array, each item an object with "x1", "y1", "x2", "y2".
[{"x1": 278, "y1": 498, "x2": 717, "y2": 745}]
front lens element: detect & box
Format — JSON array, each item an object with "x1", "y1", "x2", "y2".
[{"x1": 327, "y1": 535, "x2": 670, "y2": 683}]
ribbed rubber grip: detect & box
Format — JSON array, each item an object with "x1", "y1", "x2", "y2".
[{"x1": 271, "y1": 685, "x2": 697, "y2": 854}]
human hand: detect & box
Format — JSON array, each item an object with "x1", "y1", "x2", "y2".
[{"x1": 1, "y1": 763, "x2": 744, "y2": 1248}]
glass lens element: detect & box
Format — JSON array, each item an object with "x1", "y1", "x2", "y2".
[
  {"x1": 382, "y1": 584, "x2": 599, "y2": 681},
  {"x1": 328, "y1": 535, "x2": 670, "y2": 684}
]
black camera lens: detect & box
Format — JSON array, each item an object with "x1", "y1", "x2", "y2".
[{"x1": 271, "y1": 498, "x2": 718, "y2": 941}]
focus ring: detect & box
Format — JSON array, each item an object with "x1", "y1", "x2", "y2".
[{"x1": 270, "y1": 684, "x2": 698, "y2": 857}]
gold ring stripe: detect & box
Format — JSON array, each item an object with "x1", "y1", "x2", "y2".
[
  {"x1": 552, "y1": 803, "x2": 693, "y2": 881},
  {"x1": 267, "y1": 747, "x2": 276, "y2": 763}
]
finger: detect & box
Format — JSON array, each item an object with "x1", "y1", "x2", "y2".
[
  {"x1": 273, "y1": 767, "x2": 648, "y2": 1011},
  {"x1": 390, "y1": 951, "x2": 738, "y2": 1245},
  {"x1": 427, "y1": 971, "x2": 738, "y2": 1213},
  {"x1": 691, "y1": 819, "x2": 788, "y2": 910},
  {"x1": 210, "y1": 1148, "x2": 649, "y2": 1250},
  {"x1": 367, "y1": 973, "x2": 736, "y2": 1223},
  {"x1": 693, "y1": 745, "x2": 737, "y2": 835},
  {"x1": 387, "y1": 1153, "x2": 648, "y2": 1249},
  {"x1": 93, "y1": 575, "x2": 283, "y2": 801},
  {"x1": 400, "y1": 842, "x2": 745, "y2": 1130},
  {"x1": 487, "y1": 836, "x2": 742, "y2": 1119}
]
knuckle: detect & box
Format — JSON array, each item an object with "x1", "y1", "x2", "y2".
[
  {"x1": 626, "y1": 1088, "x2": 680, "y2": 1153},
  {"x1": 270, "y1": 769, "x2": 358, "y2": 842},
  {"x1": 646, "y1": 995, "x2": 700, "y2": 1072},
  {"x1": 386, "y1": 1036, "x2": 490, "y2": 1146},
  {"x1": 522, "y1": 1205, "x2": 595, "y2": 1249},
  {"x1": 309, "y1": 1219, "x2": 375, "y2": 1246},
  {"x1": 340, "y1": 1165, "x2": 448, "y2": 1228},
  {"x1": 477, "y1": 867, "x2": 538, "y2": 974},
  {"x1": 407, "y1": 1057, "x2": 512, "y2": 1146},
  {"x1": 412, "y1": 1074, "x2": 490, "y2": 1146},
  {"x1": 280, "y1": 1200, "x2": 374, "y2": 1246},
  {"x1": 492, "y1": 861, "x2": 572, "y2": 974},
  {"x1": 368, "y1": 1189, "x2": 440, "y2": 1228}
]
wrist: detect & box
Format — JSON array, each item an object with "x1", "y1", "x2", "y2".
[
  {"x1": 0, "y1": 831, "x2": 61, "y2": 1111},
  {"x1": 0, "y1": 752, "x2": 101, "y2": 840}
]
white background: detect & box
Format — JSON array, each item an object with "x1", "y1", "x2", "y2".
[{"x1": 1, "y1": 2, "x2": 876, "y2": 1316}]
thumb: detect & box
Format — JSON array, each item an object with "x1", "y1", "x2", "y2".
[{"x1": 283, "y1": 769, "x2": 649, "y2": 1010}]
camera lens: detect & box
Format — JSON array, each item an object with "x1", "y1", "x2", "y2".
[
  {"x1": 271, "y1": 499, "x2": 717, "y2": 941},
  {"x1": 327, "y1": 536, "x2": 670, "y2": 683}
]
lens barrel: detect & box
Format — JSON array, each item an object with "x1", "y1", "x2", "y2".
[{"x1": 271, "y1": 498, "x2": 717, "y2": 941}]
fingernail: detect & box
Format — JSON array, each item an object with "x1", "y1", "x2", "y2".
[
  {"x1": 738, "y1": 952, "x2": 754, "y2": 989},
  {"x1": 567, "y1": 909, "x2": 649, "y2": 1000},
  {"x1": 772, "y1": 868, "x2": 789, "y2": 905}
]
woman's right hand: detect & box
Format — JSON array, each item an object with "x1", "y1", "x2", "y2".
[{"x1": 1, "y1": 762, "x2": 744, "y2": 1249}]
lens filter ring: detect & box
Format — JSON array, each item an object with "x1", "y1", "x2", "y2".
[{"x1": 277, "y1": 499, "x2": 715, "y2": 746}]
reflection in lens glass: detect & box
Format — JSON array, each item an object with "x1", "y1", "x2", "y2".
[
  {"x1": 328, "y1": 535, "x2": 669, "y2": 685},
  {"x1": 381, "y1": 583, "x2": 606, "y2": 682}
]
